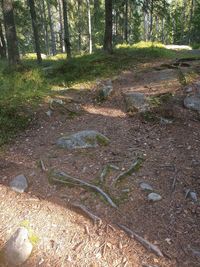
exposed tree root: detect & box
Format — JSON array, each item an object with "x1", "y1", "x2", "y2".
[
  {"x1": 50, "y1": 171, "x2": 117, "y2": 208},
  {"x1": 117, "y1": 224, "x2": 163, "y2": 258}
]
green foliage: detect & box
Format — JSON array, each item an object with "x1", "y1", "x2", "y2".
[
  {"x1": 0, "y1": 64, "x2": 49, "y2": 145},
  {"x1": 48, "y1": 43, "x2": 175, "y2": 86}
]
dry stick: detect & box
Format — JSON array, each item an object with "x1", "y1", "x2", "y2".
[
  {"x1": 51, "y1": 171, "x2": 117, "y2": 208},
  {"x1": 117, "y1": 224, "x2": 163, "y2": 258},
  {"x1": 71, "y1": 203, "x2": 102, "y2": 225},
  {"x1": 113, "y1": 158, "x2": 143, "y2": 185},
  {"x1": 40, "y1": 159, "x2": 47, "y2": 172}
]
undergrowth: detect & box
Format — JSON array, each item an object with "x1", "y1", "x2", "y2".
[{"x1": 0, "y1": 42, "x2": 178, "y2": 146}]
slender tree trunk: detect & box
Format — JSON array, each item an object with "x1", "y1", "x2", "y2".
[
  {"x1": 148, "y1": 0, "x2": 154, "y2": 41},
  {"x1": 103, "y1": 0, "x2": 113, "y2": 53},
  {"x1": 94, "y1": 0, "x2": 100, "y2": 32},
  {"x1": 62, "y1": 0, "x2": 71, "y2": 59},
  {"x1": 77, "y1": 0, "x2": 81, "y2": 51},
  {"x1": 188, "y1": 0, "x2": 194, "y2": 44},
  {"x1": 124, "y1": 0, "x2": 128, "y2": 43},
  {"x1": 47, "y1": 0, "x2": 56, "y2": 55},
  {"x1": 58, "y1": 0, "x2": 64, "y2": 52},
  {"x1": 0, "y1": 20, "x2": 6, "y2": 59},
  {"x1": 41, "y1": 0, "x2": 49, "y2": 55},
  {"x1": 28, "y1": 0, "x2": 42, "y2": 63},
  {"x1": 87, "y1": 0, "x2": 92, "y2": 54},
  {"x1": 2, "y1": 0, "x2": 20, "y2": 66}
]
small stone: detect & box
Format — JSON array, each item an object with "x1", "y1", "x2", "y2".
[
  {"x1": 140, "y1": 182, "x2": 153, "y2": 191},
  {"x1": 10, "y1": 174, "x2": 28, "y2": 193},
  {"x1": 46, "y1": 110, "x2": 53, "y2": 117},
  {"x1": 148, "y1": 192, "x2": 162, "y2": 202},
  {"x1": 97, "y1": 80, "x2": 113, "y2": 102},
  {"x1": 189, "y1": 191, "x2": 198, "y2": 202},
  {"x1": 4, "y1": 227, "x2": 33, "y2": 266},
  {"x1": 185, "y1": 86, "x2": 193, "y2": 93}
]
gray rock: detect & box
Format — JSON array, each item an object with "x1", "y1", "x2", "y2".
[
  {"x1": 148, "y1": 192, "x2": 162, "y2": 202},
  {"x1": 10, "y1": 174, "x2": 28, "y2": 193},
  {"x1": 124, "y1": 92, "x2": 149, "y2": 112},
  {"x1": 184, "y1": 95, "x2": 200, "y2": 111},
  {"x1": 57, "y1": 130, "x2": 110, "y2": 149},
  {"x1": 97, "y1": 80, "x2": 113, "y2": 101},
  {"x1": 140, "y1": 182, "x2": 153, "y2": 191},
  {"x1": 185, "y1": 86, "x2": 193, "y2": 93},
  {"x1": 160, "y1": 117, "x2": 173, "y2": 125},
  {"x1": 189, "y1": 191, "x2": 198, "y2": 202},
  {"x1": 4, "y1": 227, "x2": 33, "y2": 266}
]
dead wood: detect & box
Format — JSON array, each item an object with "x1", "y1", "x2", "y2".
[
  {"x1": 117, "y1": 224, "x2": 163, "y2": 257},
  {"x1": 50, "y1": 171, "x2": 117, "y2": 208}
]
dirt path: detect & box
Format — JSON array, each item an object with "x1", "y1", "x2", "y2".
[{"x1": 0, "y1": 59, "x2": 200, "y2": 267}]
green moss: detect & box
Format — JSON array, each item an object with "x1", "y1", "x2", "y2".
[
  {"x1": 96, "y1": 134, "x2": 110, "y2": 146},
  {"x1": 20, "y1": 220, "x2": 40, "y2": 245}
]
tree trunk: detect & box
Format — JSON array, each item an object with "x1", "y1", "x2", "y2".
[
  {"x1": 41, "y1": 0, "x2": 49, "y2": 55},
  {"x1": 87, "y1": 0, "x2": 92, "y2": 54},
  {"x1": 58, "y1": 0, "x2": 64, "y2": 52},
  {"x1": 124, "y1": 0, "x2": 128, "y2": 43},
  {"x1": 28, "y1": 0, "x2": 42, "y2": 63},
  {"x1": 0, "y1": 20, "x2": 6, "y2": 59},
  {"x1": 62, "y1": 0, "x2": 71, "y2": 59},
  {"x1": 77, "y1": 0, "x2": 81, "y2": 51},
  {"x1": 188, "y1": 0, "x2": 194, "y2": 44},
  {"x1": 148, "y1": 0, "x2": 154, "y2": 41},
  {"x1": 103, "y1": 0, "x2": 113, "y2": 53},
  {"x1": 2, "y1": 0, "x2": 20, "y2": 66},
  {"x1": 47, "y1": 0, "x2": 56, "y2": 55}
]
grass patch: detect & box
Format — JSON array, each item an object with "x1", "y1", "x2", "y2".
[
  {"x1": 0, "y1": 65, "x2": 49, "y2": 145},
  {"x1": 0, "y1": 42, "x2": 178, "y2": 146}
]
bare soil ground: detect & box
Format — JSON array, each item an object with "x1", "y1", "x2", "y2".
[{"x1": 0, "y1": 58, "x2": 200, "y2": 267}]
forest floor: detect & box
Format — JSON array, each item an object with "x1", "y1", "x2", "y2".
[{"x1": 0, "y1": 48, "x2": 200, "y2": 267}]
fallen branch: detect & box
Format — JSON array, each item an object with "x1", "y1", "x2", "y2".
[
  {"x1": 117, "y1": 224, "x2": 163, "y2": 257},
  {"x1": 99, "y1": 164, "x2": 119, "y2": 182},
  {"x1": 50, "y1": 171, "x2": 117, "y2": 208},
  {"x1": 40, "y1": 159, "x2": 47, "y2": 172},
  {"x1": 113, "y1": 158, "x2": 143, "y2": 185},
  {"x1": 71, "y1": 203, "x2": 102, "y2": 225}
]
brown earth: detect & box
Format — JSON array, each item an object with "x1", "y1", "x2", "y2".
[{"x1": 0, "y1": 59, "x2": 200, "y2": 267}]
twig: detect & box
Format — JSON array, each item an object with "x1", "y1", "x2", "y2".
[
  {"x1": 71, "y1": 203, "x2": 102, "y2": 225},
  {"x1": 113, "y1": 158, "x2": 144, "y2": 185},
  {"x1": 99, "y1": 164, "x2": 119, "y2": 182},
  {"x1": 50, "y1": 171, "x2": 117, "y2": 208},
  {"x1": 40, "y1": 159, "x2": 47, "y2": 172},
  {"x1": 117, "y1": 224, "x2": 163, "y2": 257}
]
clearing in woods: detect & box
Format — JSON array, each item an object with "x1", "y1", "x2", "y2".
[{"x1": 0, "y1": 49, "x2": 200, "y2": 267}]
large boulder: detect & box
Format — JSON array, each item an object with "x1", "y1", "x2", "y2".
[
  {"x1": 4, "y1": 227, "x2": 33, "y2": 266},
  {"x1": 57, "y1": 130, "x2": 110, "y2": 149},
  {"x1": 184, "y1": 95, "x2": 200, "y2": 111},
  {"x1": 124, "y1": 92, "x2": 149, "y2": 112}
]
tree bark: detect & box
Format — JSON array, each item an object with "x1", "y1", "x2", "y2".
[
  {"x1": 58, "y1": 0, "x2": 64, "y2": 52},
  {"x1": 103, "y1": 0, "x2": 113, "y2": 53},
  {"x1": 0, "y1": 20, "x2": 6, "y2": 59},
  {"x1": 28, "y1": 0, "x2": 42, "y2": 63},
  {"x1": 2, "y1": 0, "x2": 20, "y2": 66},
  {"x1": 77, "y1": 0, "x2": 81, "y2": 51},
  {"x1": 87, "y1": 0, "x2": 92, "y2": 54},
  {"x1": 124, "y1": 0, "x2": 128, "y2": 43},
  {"x1": 62, "y1": 0, "x2": 71, "y2": 59},
  {"x1": 47, "y1": 0, "x2": 56, "y2": 55},
  {"x1": 41, "y1": 0, "x2": 49, "y2": 55}
]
